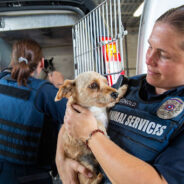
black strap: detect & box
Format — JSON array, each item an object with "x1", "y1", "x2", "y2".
[
  {"x1": 0, "y1": 84, "x2": 30, "y2": 100},
  {"x1": 0, "y1": 138, "x2": 37, "y2": 152},
  {"x1": 0, "y1": 118, "x2": 42, "y2": 162},
  {"x1": 0, "y1": 118, "x2": 41, "y2": 133},
  {"x1": 0, "y1": 128, "x2": 40, "y2": 144},
  {"x1": 0, "y1": 149, "x2": 36, "y2": 162},
  {"x1": 0, "y1": 118, "x2": 41, "y2": 144}
]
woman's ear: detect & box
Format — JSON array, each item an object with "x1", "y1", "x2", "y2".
[
  {"x1": 41, "y1": 57, "x2": 44, "y2": 69},
  {"x1": 35, "y1": 58, "x2": 44, "y2": 77}
]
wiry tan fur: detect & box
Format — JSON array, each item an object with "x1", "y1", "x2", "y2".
[{"x1": 55, "y1": 71, "x2": 128, "y2": 184}]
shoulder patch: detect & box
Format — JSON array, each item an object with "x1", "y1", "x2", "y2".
[{"x1": 157, "y1": 98, "x2": 184, "y2": 119}]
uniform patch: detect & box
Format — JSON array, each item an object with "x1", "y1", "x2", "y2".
[{"x1": 157, "y1": 98, "x2": 184, "y2": 119}]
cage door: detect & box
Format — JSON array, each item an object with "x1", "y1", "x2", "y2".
[{"x1": 72, "y1": 0, "x2": 127, "y2": 85}]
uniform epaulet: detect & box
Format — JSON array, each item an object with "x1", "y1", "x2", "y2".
[
  {"x1": 128, "y1": 74, "x2": 146, "y2": 86},
  {"x1": 113, "y1": 75, "x2": 129, "y2": 89}
]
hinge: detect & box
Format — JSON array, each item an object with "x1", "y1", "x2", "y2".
[
  {"x1": 74, "y1": 63, "x2": 78, "y2": 70},
  {"x1": 0, "y1": 18, "x2": 5, "y2": 28}
]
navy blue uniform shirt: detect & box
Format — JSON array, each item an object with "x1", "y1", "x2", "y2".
[
  {"x1": 143, "y1": 79, "x2": 184, "y2": 184},
  {"x1": 34, "y1": 81, "x2": 67, "y2": 126},
  {"x1": 109, "y1": 75, "x2": 184, "y2": 184}
]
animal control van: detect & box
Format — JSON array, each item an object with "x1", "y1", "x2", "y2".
[
  {"x1": 1, "y1": 0, "x2": 184, "y2": 84},
  {"x1": 0, "y1": 0, "x2": 96, "y2": 79},
  {"x1": 0, "y1": 0, "x2": 128, "y2": 86}
]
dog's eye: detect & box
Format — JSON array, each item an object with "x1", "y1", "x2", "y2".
[{"x1": 88, "y1": 82, "x2": 99, "y2": 89}]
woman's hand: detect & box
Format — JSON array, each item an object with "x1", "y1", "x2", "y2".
[
  {"x1": 48, "y1": 71, "x2": 64, "y2": 88},
  {"x1": 56, "y1": 157, "x2": 93, "y2": 184},
  {"x1": 56, "y1": 126, "x2": 93, "y2": 184},
  {"x1": 64, "y1": 103, "x2": 98, "y2": 142}
]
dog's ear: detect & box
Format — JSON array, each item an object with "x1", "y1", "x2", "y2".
[
  {"x1": 55, "y1": 79, "x2": 75, "y2": 101},
  {"x1": 44, "y1": 59, "x2": 48, "y2": 69}
]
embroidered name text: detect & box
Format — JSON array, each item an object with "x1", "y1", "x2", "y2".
[{"x1": 109, "y1": 111, "x2": 167, "y2": 136}]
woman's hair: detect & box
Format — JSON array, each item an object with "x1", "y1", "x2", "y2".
[
  {"x1": 156, "y1": 5, "x2": 184, "y2": 34},
  {"x1": 10, "y1": 39, "x2": 43, "y2": 86}
]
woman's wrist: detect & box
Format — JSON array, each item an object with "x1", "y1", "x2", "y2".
[{"x1": 85, "y1": 129, "x2": 105, "y2": 149}]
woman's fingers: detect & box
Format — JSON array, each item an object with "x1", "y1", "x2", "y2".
[{"x1": 70, "y1": 159, "x2": 93, "y2": 178}]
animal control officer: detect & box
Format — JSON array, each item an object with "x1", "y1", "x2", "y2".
[
  {"x1": 0, "y1": 39, "x2": 67, "y2": 184},
  {"x1": 58, "y1": 5, "x2": 184, "y2": 184}
]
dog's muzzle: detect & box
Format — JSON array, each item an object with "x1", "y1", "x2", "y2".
[{"x1": 111, "y1": 92, "x2": 119, "y2": 99}]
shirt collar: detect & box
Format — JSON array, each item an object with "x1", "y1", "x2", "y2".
[{"x1": 139, "y1": 79, "x2": 184, "y2": 101}]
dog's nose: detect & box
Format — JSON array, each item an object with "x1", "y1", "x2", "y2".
[{"x1": 111, "y1": 92, "x2": 119, "y2": 99}]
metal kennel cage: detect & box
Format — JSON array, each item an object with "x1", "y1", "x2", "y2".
[{"x1": 72, "y1": 0, "x2": 128, "y2": 85}]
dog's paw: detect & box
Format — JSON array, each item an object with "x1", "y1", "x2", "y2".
[{"x1": 118, "y1": 84, "x2": 128, "y2": 99}]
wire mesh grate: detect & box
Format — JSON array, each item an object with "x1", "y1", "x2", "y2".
[{"x1": 72, "y1": 0, "x2": 128, "y2": 85}]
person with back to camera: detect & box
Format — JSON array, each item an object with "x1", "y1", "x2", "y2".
[
  {"x1": 0, "y1": 39, "x2": 67, "y2": 184},
  {"x1": 56, "y1": 5, "x2": 184, "y2": 184},
  {"x1": 48, "y1": 71, "x2": 64, "y2": 88}
]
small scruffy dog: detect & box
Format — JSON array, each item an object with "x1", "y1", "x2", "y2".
[{"x1": 55, "y1": 71, "x2": 128, "y2": 184}]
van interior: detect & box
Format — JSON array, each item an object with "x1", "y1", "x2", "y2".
[{"x1": 0, "y1": 11, "x2": 83, "y2": 80}]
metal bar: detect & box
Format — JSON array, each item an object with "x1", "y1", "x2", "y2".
[
  {"x1": 72, "y1": 27, "x2": 77, "y2": 77},
  {"x1": 124, "y1": 24, "x2": 129, "y2": 76},
  {"x1": 107, "y1": 0, "x2": 112, "y2": 78},
  {"x1": 118, "y1": 0, "x2": 125, "y2": 73},
  {"x1": 105, "y1": 1, "x2": 111, "y2": 80},
  {"x1": 98, "y1": 6, "x2": 103, "y2": 74},
  {"x1": 82, "y1": 20, "x2": 86, "y2": 72},
  {"x1": 89, "y1": 13, "x2": 94, "y2": 71},
  {"x1": 77, "y1": 24, "x2": 80, "y2": 76},
  {"x1": 87, "y1": 15, "x2": 91, "y2": 71},
  {"x1": 110, "y1": 0, "x2": 113, "y2": 39},
  {"x1": 79, "y1": 21, "x2": 83, "y2": 73},
  {"x1": 102, "y1": 3, "x2": 106, "y2": 75},
  {"x1": 84, "y1": 17, "x2": 88, "y2": 71},
  {"x1": 104, "y1": 1, "x2": 109, "y2": 75},
  {"x1": 93, "y1": 11, "x2": 98, "y2": 72},
  {"x1": 77, "y1": 22, "x2": 80, "y2": 75},
  {"x1": 76, "y1": 26, "x2": 79, "y2": 76},
  {"x1": 112, "y1": 0, "x2": 117, "y2": 81},
  {"x1": 115, "y1": 0, "x2": 121, "y2": 80},
  {"x1": 95, "y1": 8, "x2": 100, "y2": 73}
]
